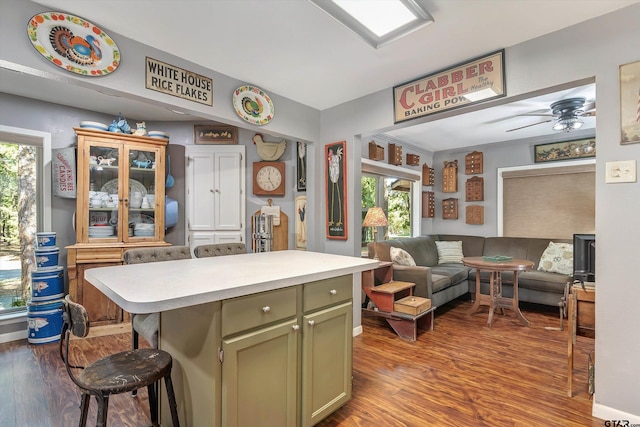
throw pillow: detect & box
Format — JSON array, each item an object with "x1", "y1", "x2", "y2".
[
  {"x1": 538, "y1": 242, "x2": 573, "y2": 275},
  {"x1": 390, "y1": 247, "x2": 416, "y2": 266},
  {"x1": 435, "y1": 241, "x2": 464, "y2": 264}
]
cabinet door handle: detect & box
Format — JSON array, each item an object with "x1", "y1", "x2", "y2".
[
  {"x1": 308, "y1": 320, "x2": 315, "y2": 326},
  {"x1": 292, "y1": 324, "x2": 300, "y2": 331},
  {"x1": 329, "y1": 289, "x2": 337, "y2": 295},
  {"x1": 262, "y1": 306, "x2": 271, "y2": 313}
]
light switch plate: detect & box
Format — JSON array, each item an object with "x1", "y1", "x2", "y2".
[{"x1": 605, "y1": 160, "x2": 637, "y2": 183}]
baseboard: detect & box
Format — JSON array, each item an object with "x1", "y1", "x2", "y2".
[
  {"x1": 0, "y1": 329, "x2": 27, "y2": 344},
  {"x1": 352, "y1": 325, "x2": 363, "y2": 337},
  {"x1": 592, "y1": 398, "x2": 640, "y2": 423}
]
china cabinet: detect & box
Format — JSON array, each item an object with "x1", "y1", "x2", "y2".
[{"x1": 67, "y1": 128, "x2": 170, "y2": 326}]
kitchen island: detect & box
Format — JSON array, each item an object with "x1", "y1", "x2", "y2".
[{"x1": 85, "y1": 250, "x2": 378, "y2": 427}]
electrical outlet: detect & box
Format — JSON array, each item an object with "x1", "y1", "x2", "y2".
[{"x1": 605, "y1": 160, "x2": 637, "y2": 183}]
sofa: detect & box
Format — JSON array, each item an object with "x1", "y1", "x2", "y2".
[{"x1": 367, "y1": 234, "x2": 573, "y2": 310}]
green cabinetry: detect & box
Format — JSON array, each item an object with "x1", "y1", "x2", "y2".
[{"x1": 160, "y1": 275, "x2": 353, "y2": 427}]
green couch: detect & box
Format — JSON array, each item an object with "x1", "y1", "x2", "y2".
[{"x1": 367, "y1": 234, "x2": 573, "y2": 309}]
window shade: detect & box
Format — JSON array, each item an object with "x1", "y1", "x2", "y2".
[{"x1": 502, "y1": 165, "x2": 595, "y2": 239}]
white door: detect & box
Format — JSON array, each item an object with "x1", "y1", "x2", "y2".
[
  {"x1": 214, "y1": 150, "x2": 244, "y2": 231},
  {"x1": 186, "y1": 148, "x2": 216, "y2": 231}
]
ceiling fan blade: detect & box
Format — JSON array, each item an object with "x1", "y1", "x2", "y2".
[
  {"x1": 506, "y1": 119, "x2": 553, "y2": 132},
  {"x1": 516, "y1": 113, "x2": 554, "y2": 117}
]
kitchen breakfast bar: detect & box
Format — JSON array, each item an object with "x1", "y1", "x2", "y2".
[{"x1": 85, "y1": 250, "x2": 378, "y2": 427}]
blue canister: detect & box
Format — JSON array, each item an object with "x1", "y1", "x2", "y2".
[
  {"x1": 27, "y1": 299, "x2": 64, "y2": 344},
  {"x1": 35, "y1": 247, "x2": 59, "y2": 269},
  {"x1": 31, "y1": 266, "x2": 64, "y2": 302},
  {"x1": 36, "y1": 232, "x2": 56, "y2": 248}
]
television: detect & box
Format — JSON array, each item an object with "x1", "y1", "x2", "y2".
[{"x1": 573, "y1": 233, "x2": 595, "y2": 282}]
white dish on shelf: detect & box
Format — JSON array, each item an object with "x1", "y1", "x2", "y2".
[
  {"x1": 147, "y1": 130, "x2": 169, "y2": 139},
  {"x1": 79, "y1": 121, "x2": 109, "y2": 131},
  {"x1": 101, "y1": 178, "x2": 147, "y2": 196}
]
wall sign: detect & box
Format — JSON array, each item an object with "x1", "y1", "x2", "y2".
[
  {"x1": 146, "y1": 57, "x2": 212, "y2": 106},
  {"x1": 326, "y1": 141, "x2": 347, "y2": 240},
  {"x1": 393, "y1": 50, "x2": 505, "y2": 123},
  {"x1": 52, "y1": 147, "x2": 76, "y2": 198}
]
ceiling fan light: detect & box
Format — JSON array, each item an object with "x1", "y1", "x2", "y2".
[{"x1": 553, "y1": 116, "x2": 584, "y2": 132}]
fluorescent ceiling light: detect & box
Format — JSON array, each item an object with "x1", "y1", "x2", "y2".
[
  {"x1": 309, "y1": 0, "x2": 434, "y2": 48},
  {"x1": 332, "y1": 0, "x2": 417, "y2": 37}
]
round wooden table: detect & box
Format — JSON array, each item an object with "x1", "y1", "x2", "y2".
[{"x1": 463, "y1": 256, "x2": 534, "y2": 327}]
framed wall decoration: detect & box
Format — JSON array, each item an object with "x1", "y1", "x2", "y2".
[
  {"x1": 295, "y1": 195, "x2": 307, "y2": 250},
  {"x1": 534, "y1": 138, "x2": 596, "y2": 163},
  {"x1": 325, "y1": 141, "x2": 347, "y2": 240},
  {"x1": 620, "y1": 60, "x2": 640, "y2": 145},
  {"x1": 194, "y1": 125, "x2": 238, "y2": 144},
  {"x1": 297, "y1": 141, "x2": 307, "y2": 191}
]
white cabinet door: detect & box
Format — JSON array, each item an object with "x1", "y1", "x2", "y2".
[
  {"x1": 214, "y1": 150, "x2": 244, "y2": 231},
  {"x1": 186, "y1": 148, "x2": 216, "y2": 231},
  {"x1": 186, "y1": 145, "x2": 245, "y2": 236}
]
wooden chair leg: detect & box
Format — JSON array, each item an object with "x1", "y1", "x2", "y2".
[
  {"x1": 79, "y1": 393, "x2": 90, "y2": 427},
  {"x1": 96, "y1": 395, "x2": 109, "y2": 427},
  {"x1": 164, "y1": 372, "x2": 181, "y2": 427}
]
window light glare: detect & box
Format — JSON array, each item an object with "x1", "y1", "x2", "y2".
[{"x1": 331, "y1": 0, "x2": 417, "y2": 37}]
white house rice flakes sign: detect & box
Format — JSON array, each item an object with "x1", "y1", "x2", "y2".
[
  {"x1": 146, "y1": 57, "x2": 213, "y2": 106},
  {"x1": 393, "y1": 50, "x2": 505, "y2": 123}
]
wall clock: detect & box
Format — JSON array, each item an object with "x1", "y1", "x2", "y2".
[{"x1": 253, "y1": 162, "x2": 285, "y2": 196}]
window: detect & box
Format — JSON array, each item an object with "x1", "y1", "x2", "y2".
[
  {"x1": 0, "y1": 126, "x2": 51, "y2": 316},
  {"x1": 361, "y1": 174, "x2": 413, "y2": 253}
]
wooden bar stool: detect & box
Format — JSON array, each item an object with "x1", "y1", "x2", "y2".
[{"x1": 60, "y1": 295, "x2": 181, "y2": 427}]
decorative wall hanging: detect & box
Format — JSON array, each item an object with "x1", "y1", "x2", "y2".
[
  {"x1": 194, "y1": 125, "x2": 238, "y2": 144},
  {"x1": 27, "y1": 11, "x2": 120, "y2": 76},
  {"x1": 146, "y1": 57, "x2": 212, "y2": 106},
  {"x1": 422, "y1": 163, "x2": 435, "y2": 186},
  {"x1": 326, "y1": 141, "x2": 347, "y2": 240},
  {"x1": 297, "y1": 141, "x2": 307, "y2": 192},
  {"x1": 465, "y1": 176, "x2": 484, "y2": 201},
  {"x1": 442, "y1": 198, "x2": 458, "y2": 220},
  {"x1": 422, "y1": 191, "x2": 435, "y2": 218},
  {"x1": 466, "y1": 205, "x2": 484, "y2": 225},
  {"x1": 620, "y1": 60, "x2": 640, "y2": 144},
  {"x1": 388, "y1": 143, "x2": 402, "y2": 165},
  {"x1": 465, "y1": 151, "x2": 483, "y2": 174},
  {"x1": 393, "y1": 50, "x2": 505, "y2": 123},
  {"x1": 534, "y1": 138, "x2": 596, "y2": 163},
  {"x1": 368, "y1": 141, "x2": 384, "y2": 161},
  {"x1": 442, "y1": 160, "x2": 458, "y2": 192},
  {"x1": 252, "y1": 134, "x2": 287, "y2": 161},
  {"x1": 406, "y1": 153, "x2": 420, "y2": 166},
  {"x1": 295, "y1": 195, "x2": 307, "y2": 250},
  {"x1": 233, "y1": 85, "x2": 274, "y2": 125}
]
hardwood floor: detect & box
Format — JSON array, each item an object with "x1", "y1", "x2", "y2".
[{"x1": 0, "y1": 299, "x2": 599, "y2": 427}]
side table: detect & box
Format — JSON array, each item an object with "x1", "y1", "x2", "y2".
[{"x1": 463, "y1": 256, "x2": 534, "y2": 327}]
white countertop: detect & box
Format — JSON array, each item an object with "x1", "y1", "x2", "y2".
[{"x1": 84, "y1": 250, "x2": 379, "y2": 314}]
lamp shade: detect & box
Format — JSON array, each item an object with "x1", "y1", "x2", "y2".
[{"x1": 362, "y1": 207, "x2": 388, "y2": 227}]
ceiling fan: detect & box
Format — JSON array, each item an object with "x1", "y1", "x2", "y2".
[{"x1": 506, "y1": 97, "x2": 596, "y2": 132}]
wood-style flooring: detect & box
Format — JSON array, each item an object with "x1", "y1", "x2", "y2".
[{"x1": 0, "y1": 298, "x2": 599, "y2": 427}]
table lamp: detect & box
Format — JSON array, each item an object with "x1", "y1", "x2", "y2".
[{"x1": 363, "y1": 206, "x2": 388, "y2": 252}]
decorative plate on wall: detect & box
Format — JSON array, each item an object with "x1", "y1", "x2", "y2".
[
  {"x1": 233, "y1": 85, "x2": 274, "y2": 125},
  {"x1": 27, "y1": 11, "x2": 120, "y2": 76}
]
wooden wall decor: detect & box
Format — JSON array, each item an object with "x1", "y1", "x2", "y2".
[
  {"x1": 368, "y1": 141, "x2": 384, "y2": 161},
  {"x1": 422, "y1": 191, "x2": 435, "y2": 218},
  {"x1": 422, "y1": 163, "x2": 435, "y2": 186},
  {"x1": 466, "y1": 205, "x2": 484, "y2": 225},
  {"x1": 465, "y1": 151, "x2": 483, "y2": 174},
  {"x1": 442, "y1": 198, "x2": 458, "y2": 220},
  {"x1": 465, "y1": 176, "x2": 484, "y2": 201},
  {"x1": 388, "y1": 143, "x2": 403, "y2": 166},
  {"x1": 406, "y1": 153, "x2": 420, "y2": 166},
  {"x1": 442, "y1": 160, "x2": 458, "y2": 193}
]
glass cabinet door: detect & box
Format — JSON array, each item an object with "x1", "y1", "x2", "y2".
[
  {"x1": 85, "y1": 141, "x2": 121, "y2": 242},
  {"x1": 123, "y1": 144, "x2": 163, "y2": 242}
]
